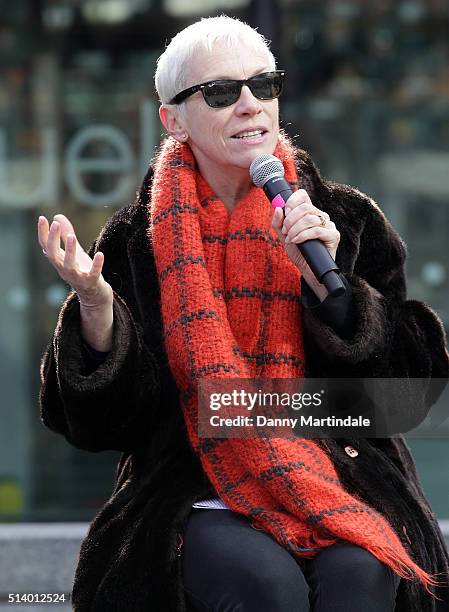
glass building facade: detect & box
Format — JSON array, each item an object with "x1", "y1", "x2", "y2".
[{"x1": 0, "y1": 0, "x2": 448, "y2": 523}]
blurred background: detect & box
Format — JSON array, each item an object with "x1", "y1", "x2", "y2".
[{"x1": 0, "y1": 0, "x2": 448, "y2": 528}]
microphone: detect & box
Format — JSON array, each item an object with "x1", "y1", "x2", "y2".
[{"x1": 250, "y1": 154, "x2": 346, "y2": 298}]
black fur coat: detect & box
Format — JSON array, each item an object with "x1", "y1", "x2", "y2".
[{"x1": 39, "y1": 148, "x2": 449, "y2": 611}]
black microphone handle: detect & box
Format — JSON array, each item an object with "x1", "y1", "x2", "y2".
[{"x1": 263, "y1": 178, "x2": 346, "y2": 298}]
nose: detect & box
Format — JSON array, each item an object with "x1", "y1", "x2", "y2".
[{"x1": 234, "y1": 84, "x2": 262, "y2": 116}]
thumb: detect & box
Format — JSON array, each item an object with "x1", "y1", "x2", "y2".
[{"x1": 271, "y1": 207, "x2": 284, "y2": 239}]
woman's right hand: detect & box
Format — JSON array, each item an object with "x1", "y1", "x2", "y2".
[{"x1": 37, "y1": 214, "x2": 113, "y2": 308}]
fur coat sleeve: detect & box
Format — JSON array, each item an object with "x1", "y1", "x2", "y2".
[
  {"x1": 39, "y1": 203, "x2": 164, "y2": 453},
  {"x1": 299, "y1": 162, "x2": 449, "y2": 431}
]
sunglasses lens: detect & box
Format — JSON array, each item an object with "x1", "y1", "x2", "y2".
[
  {"x1": 204, "y1": 82, "x2": 240, "y2": 108},
  {"x1": 202, "y1": 71, "x2": 284, "y2": 108},
  {"x1": 250, "y1": 73, "x2": 284, "y2": 99}
]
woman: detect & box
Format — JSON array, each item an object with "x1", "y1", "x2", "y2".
[{"x1": 37, "y1": 16, "x2": 449, "y2": 612}]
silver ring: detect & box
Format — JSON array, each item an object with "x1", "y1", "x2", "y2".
[
  {"x1": 42, "y1": 248, "x2": 48, "y2": 256},
  {"x1": 317, "y1": 214, "x2": 327, "y2": 227}
]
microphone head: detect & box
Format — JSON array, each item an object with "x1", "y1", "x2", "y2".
[{"x1": 250, "y1": 154, "x2": 284, "y2": 187}]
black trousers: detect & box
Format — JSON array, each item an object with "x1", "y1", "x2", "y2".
[{"x1": 181, "y1": 508, "x2": 401, "y2": 612}]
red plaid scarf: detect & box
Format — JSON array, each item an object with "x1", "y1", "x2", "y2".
[{"x1": 149, "y1": 134, "x2": 442, "y2": 595}]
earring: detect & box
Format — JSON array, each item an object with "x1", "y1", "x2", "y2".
[{"x1": 179, "y1": 133, "x2": 188, "y2": 142}]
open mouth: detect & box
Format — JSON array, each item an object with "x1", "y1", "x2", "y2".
[{"x1": 231, "y1": 129, "x2": 268, "y2": 140}]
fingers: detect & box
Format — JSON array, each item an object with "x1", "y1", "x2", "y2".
[
  {"x1": 53, "y1": 214, "x2": 75, "y2": 242},
  {"x1": 63, "y1": 232, "x2": 77, "y2": 270},
  {"x1": 284, "y1": 189, "x2": 325, "y2": 224},
  {"x1": 284, "y1": 201, "x2": 327, "y2": 228},
  {"x1": 280, "y1": 190, "x2": 332, "y2": 243},
  {"x1": 38, "y1": 215, "x2": 66, "y2": 261},
  {"x1": 285, "y1": 214, "x2": 333, "y2": 244},
  {"x1": 271, "y1": 206, "x2": 284, "y2": 235},
  {"x1": 272, "y1": 205, "x2": 333, "y2": 247},
  {"x1": 38, "y1": 214, "x2": 108, "y2": 303},
  {"x1": 284, "y1": 207, "x2": 339, "y2": 247},
  {"x1": 272, "y1": 190, "x2": 340, "y2": 262},
  {"x1": 90, "y1": 251, "x2": 105, "y2": 278},
  {"x1": 38, "y1": 214, "x2": 79, "y2": 262},
  {"x1": 51, "y1": 223, "x2": 103, "y2": 278},
  {"x1": 46, "y1": 219, "x2": 63, "y2": 262},
  {"x1": 284, "y1": 189, "x2": 312, "y2": 216},
  {"x1": 287, "y1": 225, "x2": 340, "y2": 246},
  {"x1": 284, "y1": 213, "x2": 319, "y2": 242},
  {"x1": 37, "y1": 216, "x2": 49, "y2": 252}
]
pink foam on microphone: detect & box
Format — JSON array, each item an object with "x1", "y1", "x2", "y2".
[{"x1": 271, "y1": 194, "x2": 286, "y2": 209}]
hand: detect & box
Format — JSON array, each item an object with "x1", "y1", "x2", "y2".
[
  {"x1": 37, "y1": 214, "x2": 113, "y2": 308},
  {"x1": 271, "y1": 189, "x2": 340, "y2": 300}
]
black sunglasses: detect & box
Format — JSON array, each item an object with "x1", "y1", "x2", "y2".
[{"x1": 169, "y1": 70, "x2": 285, "y2": 108}]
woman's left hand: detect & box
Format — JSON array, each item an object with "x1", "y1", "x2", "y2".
[{"x1": 271, "y1": 189, "x2": 340, "y2": 298}]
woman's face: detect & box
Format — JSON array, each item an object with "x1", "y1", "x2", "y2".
[{"x1": 168, "y1": 41, "x2": 280, "y2": 179}]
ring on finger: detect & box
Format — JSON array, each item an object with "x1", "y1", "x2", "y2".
[{"x1": 317, "y1": 214, "x2": 327, "y2": 227}]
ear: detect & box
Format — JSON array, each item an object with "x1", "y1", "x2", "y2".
[{"x1": 159, "y1": 105, "x2": 188, "y2": 143}]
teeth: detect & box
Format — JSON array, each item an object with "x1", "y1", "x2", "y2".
[{"x1": 235, "y1": 130, "x2": 264, "y2": 139}]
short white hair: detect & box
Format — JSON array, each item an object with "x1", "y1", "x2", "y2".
[{"x1": 154, "y1": 15, "x2": 277, "y2": 105}]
